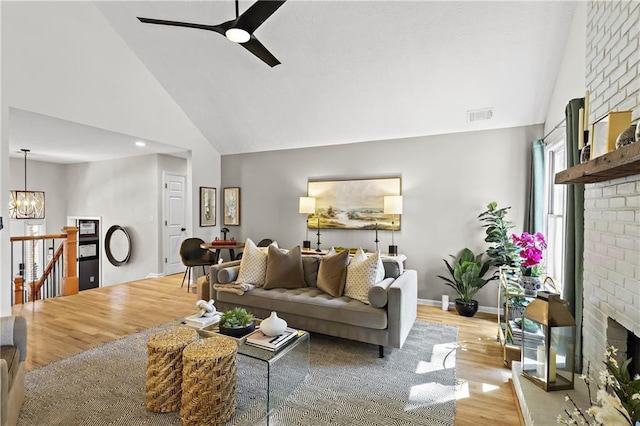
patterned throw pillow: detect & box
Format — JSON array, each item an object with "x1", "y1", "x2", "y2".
[
  {"x1": 317, "y1": 249, "x2": 349, "y2": 297},
  {"x1": 343, "y1": 249, "x2": 385, "y2": 304},
  {"x1": 236, "y1": 238, "x2": 269, "y2": 286}
]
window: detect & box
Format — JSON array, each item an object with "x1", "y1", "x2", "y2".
[{"x1": 543, "y1": 139, "x2": 566, "y2": 290}]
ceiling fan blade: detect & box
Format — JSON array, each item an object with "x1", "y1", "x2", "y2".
[
  {"x1": 137, "y1": 17, "x2": 227, "y2": 36},
  {"x1": 236, "y1": 0, "x2": 287, "y2": 34},
  {"x1": 241, "y1": 36, "x2": 281, "y2": 67}
]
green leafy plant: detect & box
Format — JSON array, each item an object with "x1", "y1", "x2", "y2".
[
  {"x1": 478, "y1": 202, "x2": 520, "y2": 271},
  {"x1": 219, "y1": 307, "x2": 254, "y2": 328},
  {"x1": 437, "y1": 248, "x2": 496, "y2": 302}
]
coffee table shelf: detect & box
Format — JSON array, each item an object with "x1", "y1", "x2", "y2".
[{"x1": 198, "y1": 322, "x2": 310, "y2": 424}]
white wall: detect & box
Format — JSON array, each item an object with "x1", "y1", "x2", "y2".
[
  {"x1": 543, "y1": 1, "x2": 587, "y2": 142},
  {"x1": 1, "y1": 1, "x2": 221, "y2": 314},
  {"x1": 222, "y1": 124, "x2": 542, "y2": 308}
]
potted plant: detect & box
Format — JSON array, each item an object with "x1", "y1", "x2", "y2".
[
  {"x1": 437, "y1": 248, "x2": 496, "y2": 317},
  {"x1": 219, "y1": 307, "x2": 255, "y2": 337},
  {"x1": 511, "y1": 231, "x2": 547, "y2": 297},
  {"x1": 477, "y1": 202, "x2": 520, "y2": 273}
]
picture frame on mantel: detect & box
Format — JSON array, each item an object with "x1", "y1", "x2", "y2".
[
  {"x1": 199, "y1": 187, "x2": 216, "y2": 227},
  {"x1": 223, "y1": 187, "x2": 241, "y2": 226},
  {"x1": 590, "y1": 111, "x2": 632, "y2": 160}
]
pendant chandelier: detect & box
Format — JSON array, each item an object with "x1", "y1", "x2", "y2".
[{"x1": 9, "y1": 149, "x2": 45, "y2": 219}]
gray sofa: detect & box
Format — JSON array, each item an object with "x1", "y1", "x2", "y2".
[
  {"x1": 208, "y1": 255, "x2": 417, "y2": 357},
  {"x1": 1, "y1": 316, "x2": 27, "y2": 426}
]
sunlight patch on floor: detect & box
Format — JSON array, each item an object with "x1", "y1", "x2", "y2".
[
  {"x1": 415, "y1": 341, "x2": 457, "y2": 373},
  {"x1": 405, "y1": 382, "x2": 455, "y2": 411}
]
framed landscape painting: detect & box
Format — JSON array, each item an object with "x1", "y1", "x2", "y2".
[
  {"x1": 307, "y1": 177, "x2": 401, "y2": 230},
  {"x1": 223, "y1": 187, "x2": 241, "y2": 226},
  {"x1": 199, "y1": 187, "x2": 216, "y2": 227}
]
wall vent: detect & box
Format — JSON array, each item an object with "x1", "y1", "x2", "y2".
[{"x1": 467, "y1": 108, "x2": 493, "y2": 122}]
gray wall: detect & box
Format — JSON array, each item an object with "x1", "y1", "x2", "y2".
[
  {"x1": 64, "y1": 154, "x2": 187, "y2": 286},
  {"x1": 222, "y1": 124, "x2": 543, "y2": 308}
]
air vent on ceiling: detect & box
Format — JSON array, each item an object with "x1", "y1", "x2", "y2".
[{"x1": 467, "y1": 108, "x2": 493, "y2": 122}]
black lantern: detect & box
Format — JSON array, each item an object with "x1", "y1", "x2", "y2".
[{"x1": 521, "y1": 292, "x2": 576, "y2": 391}]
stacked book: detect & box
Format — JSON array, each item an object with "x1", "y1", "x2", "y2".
[
  {"x1": 509, "y1": 319, "x2": 545, "y2": 346},
  {"x1": 245, "y1": 328, "x2": 298, "y2": 351},
  {"x1": 184, "y1": 313, "x2": 221, "y2": 329}
]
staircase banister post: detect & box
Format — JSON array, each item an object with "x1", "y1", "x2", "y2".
[
  {"x1": 13, "y1": 276, "x2": 24, "y2": 305},
  {"x1": 61, "y1": 226, "x2": 79, "y2": 296}
]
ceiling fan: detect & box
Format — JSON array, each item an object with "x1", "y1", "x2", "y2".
[{"x1": 138, "y1": 0, "x2": 287, "y2": 67}]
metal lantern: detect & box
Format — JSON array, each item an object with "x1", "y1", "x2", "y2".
[{"x1": 521, "y1": 292, "x2": 576, "y2": 391}]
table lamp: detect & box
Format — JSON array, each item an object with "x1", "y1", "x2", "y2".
[
  {"x1": 299, "y1": 197, "x2": 316, "y2": 250},
  {"x1": 384, "y1": 195, "x2": 403, "y2": 256}
]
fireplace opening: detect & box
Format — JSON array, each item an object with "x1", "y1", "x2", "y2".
[{"x1": 607, "y1": 318, "x2": 640, "y2": 377}]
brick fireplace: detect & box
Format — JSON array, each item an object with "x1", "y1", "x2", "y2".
[
  {"x1": 581, "y1": 0, "x2": 639, "y2": 373},
  {"x1": 583, "y1": 176, "x2": 640, "y2": 370}
]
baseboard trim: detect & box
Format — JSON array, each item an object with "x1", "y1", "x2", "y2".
[
  {"x1": 417, "y1": 298, "x2": 499, "y2": 315},
  {"x1": 145, "y1": 273, "x2": 165, "y2": 279}
]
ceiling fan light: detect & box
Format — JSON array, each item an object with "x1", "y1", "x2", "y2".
[{"x1": 226, "y1": 27, "x2": 250, "y2": 43}]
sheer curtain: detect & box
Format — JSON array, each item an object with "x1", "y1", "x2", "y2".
[{"x1": 563, "y1": 97, "x2": 585, "y2": 371}]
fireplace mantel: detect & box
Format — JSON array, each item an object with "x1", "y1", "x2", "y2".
[{"x1": 555, "y1": 142, "x2": 640, "y2": 184}]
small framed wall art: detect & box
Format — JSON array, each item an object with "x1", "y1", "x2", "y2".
[
  {"x1": 590, "y1": 111, "x2": 632, "y2": 160},
  {"x1": 223, "y1": 187, "x2": 241, "y2": 226},
  {"x1": 199, "y1": 187, "x2": 216, "y2": 227}
]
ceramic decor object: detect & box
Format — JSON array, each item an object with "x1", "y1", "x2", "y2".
[{"x1": 260, "y1": 311, "x2": 287, "y2": 336}]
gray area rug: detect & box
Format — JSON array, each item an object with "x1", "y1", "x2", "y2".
[{"x1": 19, "y1": 321, "x2": 457, "y2": 426}]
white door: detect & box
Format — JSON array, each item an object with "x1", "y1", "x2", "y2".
[{"x1": 163, "y1": 173, "x2": 187, "y2": 276}]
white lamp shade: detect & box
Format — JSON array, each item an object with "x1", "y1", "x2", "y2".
[
  {"x1": 384, "y1": 195, "x2": 403, "y2": 215},
  {"x1": 299, "y1": 197, "x2": 316, "y2": 214}
]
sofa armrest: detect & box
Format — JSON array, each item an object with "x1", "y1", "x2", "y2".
[
  {"x1": 0, "y1": 316, "x2": 26, "y2": 361},
  {"x1": 1, "y1": 358, "x2": 7, "y2": 425},
  {"x1": 386, "y1": 270, "x2": 417, "y2": 349}
]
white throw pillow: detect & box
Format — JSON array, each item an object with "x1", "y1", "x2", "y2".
[
  {"x1": 343, "y1": 249, "x2": 384, "y2": 304},
  {"x1": 237, "y1": 238, "x2": 276, "y2": 287}
]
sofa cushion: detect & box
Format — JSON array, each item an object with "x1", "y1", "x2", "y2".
[
  {"x1": 344, "y1": 249, "x2": 385, "y2": 304},
  {"x1": 216, "y1": 287, "x2": 387, "y2": 329},
  {"x1": 237, "y1": 238, "x2": 270, "y2": 286},
  {"x1": 264, "y1": 245, "x2": 306, "y2": 289},
  {"x1": 302, "y1": 256, "x2": 320, "y2": 287},
  {"x1": 382, "y1": 257, "x2": 403, "y2": 279},
  {"x1": 1, "y1": 345, "x2": 19, "y2": 389},
  {"x1": 317, "y1": 250, "x2": 349, "y2": 297}
]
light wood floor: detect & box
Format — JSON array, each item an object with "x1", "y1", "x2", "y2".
[{"x1": 12, "y1": 274, "x2": 522, "y2": 425}]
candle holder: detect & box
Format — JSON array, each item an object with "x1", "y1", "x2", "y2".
[{"x1": 521, "y1": 292, "x2": 576, "y2": 391}]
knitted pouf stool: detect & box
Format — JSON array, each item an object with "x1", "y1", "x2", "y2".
[
  {"x1": 180, "y1": 336, "x2": 238, "y2": 426},
  {"x1": 145, "y1": 326, "x2": 199, "y2": 413}
]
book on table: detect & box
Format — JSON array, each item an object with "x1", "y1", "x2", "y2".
[
  {"x1": 245, "y1": 327, "x2": 298, "y2": 351},
  {"x1": 184, "y1": 313, "x2": 221, "y2": 329}
]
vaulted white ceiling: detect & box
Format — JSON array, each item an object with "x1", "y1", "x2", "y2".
[{"x1": 7, "y1": 1, "x2": 577, "y2": 162}]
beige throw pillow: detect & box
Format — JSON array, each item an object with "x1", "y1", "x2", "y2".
[
  {"x1": 317, "y1": 249, "x2": 349, "y2": 297},
  {"x1": 344, "y1": 249, "x2": 385, "y2": 304},
  {"x1": 236, "y1": 238, "x2": 268, "y2": 286},
  {"x1": 264, "y1": 245, "x2": 306, "y2": 289}
]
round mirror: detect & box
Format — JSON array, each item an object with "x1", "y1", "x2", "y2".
[{"x1": 105, "y1": 225, "x2": 131, "y2": 266}]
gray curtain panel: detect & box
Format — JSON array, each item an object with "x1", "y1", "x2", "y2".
[
  {"x1": 563, "y1": 97, "x2": 585, "y2": 372},
  {"x1": 525, "y1": 139, "x2": 545, "y2": 234}
]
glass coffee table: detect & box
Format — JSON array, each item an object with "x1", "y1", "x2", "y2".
[{"x1": 198, "y1": 322, "x2": 310, "y2": 424}]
